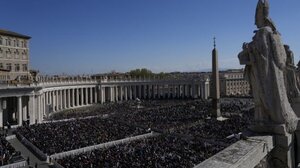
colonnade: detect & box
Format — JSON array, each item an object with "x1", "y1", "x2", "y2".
[
  {"x1": 44, "y1": 87, "x2": 98, "y2": 113},
  {"x1": 0, "y1": 78, "x2": 210, "y2": 127},
  {"x1": 100, "y1": 82, "x2": 210, "y2": 103}
]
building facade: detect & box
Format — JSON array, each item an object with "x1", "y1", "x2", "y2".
[
  {"x1": 0, "y1": 29, "x2": 31, "y2": 81},
  {"x1": 220, "y1": 69, "x2": 251, "y2": 96}
]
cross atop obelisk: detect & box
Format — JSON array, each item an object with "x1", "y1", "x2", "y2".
[{"x1": 211, "y1": 37, "x2": 221, "y2": 118}]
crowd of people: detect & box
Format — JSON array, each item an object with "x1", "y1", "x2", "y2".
[
  {"x1": 111, "y1": 100, "x2": 212, "y2": 132},
  {"x1": 16, "y1": 118, "x2": 147, "y2": 155},
  {"x1": 0, "y1": 136, "x2": 23, "y2": 166},
  {"x1": 57, "y1": 135, "x2": 226, "y2": 168},
  {"x1": 16, "y1": 98, "x2": 254, "y2": 167}
]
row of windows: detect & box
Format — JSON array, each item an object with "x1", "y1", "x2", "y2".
[
  {"x1": 0, "y1": 63, "x2": 28, "y2": 72},
  {"x1": 0, "y1": 36, "x2": 27, "y2": 48},
  {"x1": 0, "y1": 48, "x2": 28, "y2": 55},
  {"x1": 226, "y1": 81, "x2": 249, "y2": 86}
]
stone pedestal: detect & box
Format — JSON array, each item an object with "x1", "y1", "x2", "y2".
[{"x1": 249, "y1": 124, "x2": 296, "y2": 168}]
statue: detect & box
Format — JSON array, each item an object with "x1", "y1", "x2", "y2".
[
  {"x1": 255, "y1": 0, "x2": 277, "y2": 32},
  {"x1": 284, "y1": 45, "x2": 300, "y2": 100},
  {"x1": 238, "y1": 0, "x2": 298, "y2": 133}
]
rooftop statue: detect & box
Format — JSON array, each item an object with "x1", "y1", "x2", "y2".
[
  {"x1": 238, "y1": 0, "x2": 298, "y2": 133},
  {"x1": 255, "y1": 0, "x2": 276, "y2": 32}
]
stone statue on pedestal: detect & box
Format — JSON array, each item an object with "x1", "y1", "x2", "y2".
[
  {"x1": 238, "y1": 0, "x2": 298, "y2": 133},
  {"x1": 238, "y1": 0, "x2": 300, "y2": 167}
]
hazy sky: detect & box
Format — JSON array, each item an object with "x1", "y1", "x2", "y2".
[{"x1": 1, "y1": 0, "x2": 300, "y2": 75}]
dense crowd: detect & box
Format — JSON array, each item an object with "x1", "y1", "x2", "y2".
[
  {"x1": 16, "y1": 118, "x2": 147, "y2": 155},
  {"x1": 57, "y1": 135, "x2": 226, "y2": 168},
  {"x1": 0, "y1": 136, "x2": 23, "y2": 166},
  {"x1": 221, "y1": 98, "x2": 254, "y2": 116},
  {"x1": 174, "y1": 114, "x2": 253, "y2": 140},
  {"x1": 16, "y1": 98, "x2": 254, "y2": 167},
  {"x1": 49, "y1": 103, "x2": 130, "y2": 120}
]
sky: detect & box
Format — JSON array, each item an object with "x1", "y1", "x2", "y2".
[{"x1": 1, "y1": 0, "x2": 300, "y2": 75}]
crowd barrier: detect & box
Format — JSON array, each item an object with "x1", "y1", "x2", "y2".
[
  {"x1": 14, "y1": 132, "x2": 48, "y2": 161},
  {"x1": 44, "y1": 113, "x2": 111, "y2": 124},
  {"x1": 0, "y1": 160, "x2": 26, "y2": 168},
  {"x1": 50, "y1": 132, "x2": 160, "y2": 160}
]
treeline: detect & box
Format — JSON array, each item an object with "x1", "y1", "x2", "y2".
[{"x1": 127, "y1": 68, "x2": 168, "y2": 78}]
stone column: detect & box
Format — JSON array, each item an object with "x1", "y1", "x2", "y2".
[
  {"x1": 42, "y1": 94, "x2": 46, "y2": 117},
  {"x1": 168, "y1": 85, "x2": 172, "y2": 98},
  {"x1": 138, "y1": 85, "x2": 142, "y2": 99},
  {"x1": 76, "y1": 88, "x2": 79, "y2": 106},
  {"x1": 109, "y1": 87, "x2": 114, "y2": 102},
  {"x1": 53, "y1": 91, "x2": 56, "y2": 112},
  {"x1": 124, "y1": 86, "x2": 128, "y2": 101},
  {"x1": 0, "y1": 98, "x2": 3, "y2": 128},
  {"x1": 115, "y1": 86, "x2": 119, "y2": 101},
  {"x1": 39, "y1": 95, "x2": 43, "y2": 123},
  {"x1": 80, "y1": 88, "x2": 84, "y2": 106},
  {"x1": 56, "y1": 90, "x2": 60, "y2": 110},
  {"x1": 17, "y1": 96, "x2": 23, "y2": 126},
  {"x1": 198, "y1": 84, "x2": 201, "y2": 98},
  {"x1": 63, "y1": 90, "x2": 67, "y2": 109},
  {"x1": 60, "y1": 90, "x2": 63, "y2": 110},
  {"x1": 28, "y1": 95, "x2": 36, "y2": 125},
  {"x1": 72, "y1": 89, "x2": 75, "y2": 107},
  {"x1": 94, "y1": 87, "x2": 98, "y2": 103},
  {"x1": 67, "y1": 89, "x2": 71, "y2": 108},
  {"x1": 45, "y1": 92, "x2": 48, "y2": 105},
  {"x1": 173, "y1": 85, "x2": 176, "y2": 99},
  {"x1": 100, "y1": 87, "x2": 105, "y2": 103},
  {"x1": 147, "y1": 85, "x2": 151, "y2": 99},
  {"x1": 157, "y1": 85, "x2": 160, "y2": 99},
  {"x1": 128, "y1": 86, "x2": 132, "y2": 100},
  {"x1": 48, "y1": 91, "x2": 51, "y2": 105},
  {"x1": 120, "y1": 86, "x2": 123, "y2": 101},
  {"x1": 22, "y1": 98, "x2": 27, "y2": 121},
  {"x1": 85, "y1": 87, "x2": 88, "y2": 105},
  {"x1": 151, "y1": 85, "x2": 155, "y2": 99},
  {"x1": 36, "y1": 95, "x2": 40, "y2": 123},
  {"x1": 89, "y1": 87, "x2": 93, "y2": 104},
  {"x1": 132, "y1": 86, "x2": 136, "y2": 100}
]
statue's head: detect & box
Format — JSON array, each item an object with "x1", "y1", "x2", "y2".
[{"x1": 255, "y1": 0, "x2": 270, "y2": 28}]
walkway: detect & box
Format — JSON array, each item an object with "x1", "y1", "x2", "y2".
[{"x1": 8, "y1": 137, "x2": 50, "y2": 168}]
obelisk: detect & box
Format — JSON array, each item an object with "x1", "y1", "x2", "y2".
[{"x1": 211, "y1": 37, "x2": 221, "y2": 118}]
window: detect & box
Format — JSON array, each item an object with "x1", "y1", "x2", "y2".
[
  {"x1": 7, "y1": 39, "x2": 11, "y2": 46},
  {"x1": 14, "y1": 40, "x2": 16, "y2": 47},
  {"x1": 6, "y1": 63, "x2": 11, "y2": 71},
  {"x1": 16, "y1": 40, "x2": 19, "y2": 47},
  {"x1": 0, "y1": 63, "x2": 3, "y2": 69},
  {"x1": 15, "y1": 64, "x2": 20, "y2": 72},
  {"x1": 0, "y1": 37, "x2": 2, "y2": 45},
  {"x1": 22, "y1": 64, "x2": 28, "y2": 71}
]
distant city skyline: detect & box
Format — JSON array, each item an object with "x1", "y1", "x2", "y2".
[{"x1": 1, "y1": 0, "x2": 300, "y2": 75}]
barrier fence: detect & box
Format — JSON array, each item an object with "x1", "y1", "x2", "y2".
[
  {"x1": 14, "y1": 132, "x2": 48, "y2": 161},
  {"x1": 0, "y1": 160, "x2": 26, "y2": 168},
  {"x1": 50, "y1": 132, "x2": 159, "y2": 160}
]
